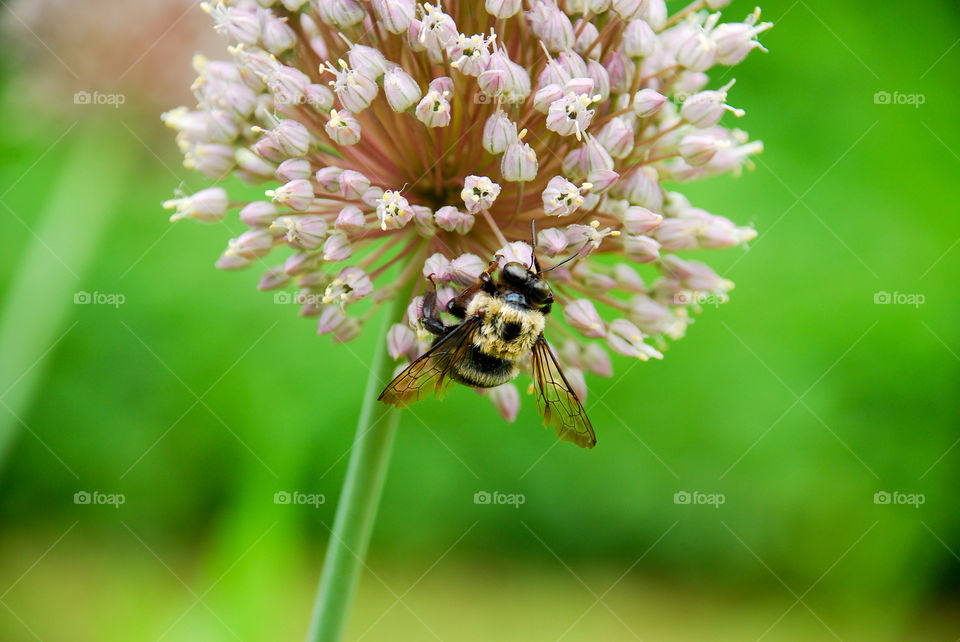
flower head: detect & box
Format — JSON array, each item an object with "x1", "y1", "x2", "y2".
[{"x1": 166, "y1": 0, "x2": 768, "y2": 420}]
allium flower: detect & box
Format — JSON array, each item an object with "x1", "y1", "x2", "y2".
[{"x1": 165, "y1": 0, "x2": 769, "y2": 421}]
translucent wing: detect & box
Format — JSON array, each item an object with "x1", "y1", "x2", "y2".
[
  {"x1": 378, "y1": 317, "x2": 480, "y2": 407},
  {"x1": 531, "y1": 335, "x2": 597, "y2": 449}
]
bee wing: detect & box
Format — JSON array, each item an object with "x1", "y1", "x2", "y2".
[
  {"x1": 531, "y1": 336, "x2": 597, "y2": 449},
  {"x1": 378, "y1": 317, "x2": 481, "y2": 407}
]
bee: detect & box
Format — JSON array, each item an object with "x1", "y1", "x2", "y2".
[{"x1": 378, "y1": 243, "x2": 596, "y2": 449}]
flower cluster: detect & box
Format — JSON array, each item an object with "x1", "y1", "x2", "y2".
[{"x1": 164, "y1": 0, "x2": 770, "y2": 421}]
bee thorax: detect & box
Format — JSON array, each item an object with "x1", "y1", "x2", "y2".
[{"x1": 467, "y1": 292, "x2": 545, "y2": 359}]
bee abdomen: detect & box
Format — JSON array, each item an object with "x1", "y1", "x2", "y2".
[{"x1": 451, "y1": 345, "x2": 518, "y2": 388}]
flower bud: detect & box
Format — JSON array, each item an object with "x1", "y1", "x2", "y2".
[
  {"x1": 305, "y1": 83, "x2": 335, "y2": 112},
  {"x1": 607, "y1": 319, "x2": 662, "y2": 360},
  {"x1": 485, "y1": 0, "x2": 521, "y2": 19},
  {"x1": 317, "y1": 304, "x2": 347, "y2": 334},
  {"x1": 613, "y1": 263, "x2": 646, "y2": 292},
  {"x1": 265, "y1": 179, "x2": 315, "y2": 211},
  {"x1": 258, "y1": 265, "x2": 291, "y2": 291},
  {"x1": 622, "y1": 234, "x2": 661, "y2": 262},
  {"x1": 276, "y1": 158, "x2": 312, "y2": 182},
  {"x1": 164, "y1": 187, "x2": 229, "y2": 222},
  {"x1": 240, "y1": 201, "x2": 279, "y2": 227},
  {"x1": 586, "y1": 60, "x2": 611, "y2": 102},
  {"x1": 596, "y1": 117, "x2": 634, "y2": 159},
  {"x1": 335, "y1": 205, "x2": 365, "y2": 231},
  {"x1": 230, "y1": 229, "x2": 274, "y2": 260},
  {"x1": 322, "y1": 232, "x2": 352, "y2": 261},
  {"x1": 315, "y1": 166, "x2": 343, "y2": 192},
  {"x1": 272, "y1": 215, "x2": 328, "y2": 249},
  {"x1": 372, "y1": 0, "x2": 415, "y2": 34},
  {"x1": 583, "y1": 343, "x2": 612, "y2": 377},
  {"x1": 346, "y1": 44, "x2": 389, "y2": 80},
  {"x1": 489, "y1": 384, "x2": 520, "y2": 422},
  {"x1": 231, "y1": 151, "x2": 272, "y2": 186},
  {"x1": 383, "y1": 67, "x2": 422, "y2": 112},
  {"x1": 621, "y1": 205, "x2": 662, "y2": 234},
  {"x1": 338, "y1": 170, "x2": 370, "y2": 199},
  {"x1": 676, "y1": 23, "x2": 718, "y2": 72},
  {"x1": 325, "y1": 109, "x2": 362, "y2": 145},
  {"x1": 537, "y1": 227, "x2": 569, "y2": 256},
  {"x1": 184, "y1": 143, "x2": 235, "y2": 178},
  {"x1": 603, "y1": 50, "x2": 633, "y2": 94},
  {"x1": 678, "y1": 133, "x2": 731, "y2": 166},
  {"x1": 482, "y1": 112, "x2": 518, "y2": 154},
  {"x1": 450, "y1": 253, "x2": 485, "y2": 285},
  {"x1": 528, "y1": 0, "x2": 574, "y2": 53},
  {"x1": 611, "y1": 0, "x2": 644, "y2": 20},
  {"x1": 623, "y1": 19, "x2": 656, "y2": 58},
  {"x1": 641, "y1": 0, "x2": 667, "y2": 31},
  {"x1": 284, "y1": 251, "x2": 319, "y2": 275},
  {"x1": 573, "y1": 19, "x2": 600, "y2": 58},
  {"x1": 262, "y1": 16, "x2": 297, "y2": 54},
  {"x1": 422, "y1": 252, "x2": 453, "y2": 282},
  {"x1": 587, "y1": 169, "x2": 620, "y2": 193},
  {"x1": 202, "y1": 3, "x2": 260, "y2": 45},
  {"x1": 564, "y1": 299, "x2": 606, "y2": 337},
  {"x1": 501, "y1": 140, "x2": 538, "y2": 182},
  {"x1": 479, "y1": 50, "x2": 531, "y2": 102},
  {"x1": 387, "y1": 323, "x2": 416, "y2": 359},
  {"x1": 362, "y1": 186, "x2": 385, "y2": 208},
  {"x1": 533, "y1": 83, "x2": 565, "y2": 114},
  {"x1": 712, "y1": 12, "x2": 773, "y2": 65},
  {"x1": 628, "y1": 295, "x2": 676, "y2": 335},
  {"x1": 618, "y1": 166, "x2": 663, "y2": 211},
  {"x1": 681, "y1": 80, "x2": 744, "y2": 128},
  {"x1": 632, "y1": 88, "x2": 667, "y2": 117},
  {"x1": 255, "y1": 120, "x2": 311, "y2": 160},
  {"x1": 312, "y1": 0, "x2": 365, "y2": 28},
  {"x1": 434, "y1": 206, "x2": 475, "y2": 234}
]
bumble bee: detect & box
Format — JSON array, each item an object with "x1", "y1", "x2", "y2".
[{"x1": 378, "y1": 246, "x2": 596, "y2": 449}]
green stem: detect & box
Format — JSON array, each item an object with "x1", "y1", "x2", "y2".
[{"x1": 306, "y1": 288, "x2": 410, "y2": 642}]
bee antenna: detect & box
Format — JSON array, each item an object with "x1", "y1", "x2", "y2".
[
  {"x1": 537, "y1": 242, "x2": 588, "y2": 275},
  {"x1": 529, "y1": 220, "x2": 538, "y2": 270}
]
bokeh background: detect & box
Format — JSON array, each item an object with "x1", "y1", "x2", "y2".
[{"x1": 1, "y1": 0, "x2": 958, "y2": 640}]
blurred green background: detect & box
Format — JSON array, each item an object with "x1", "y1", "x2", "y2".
[{"x1": 1, "y1": 0, "x2": 958, "y2": 640}]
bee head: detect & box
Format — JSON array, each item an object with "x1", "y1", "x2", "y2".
[{"x1": 501, "y1": 261, "x2": 552, "y2": 306}]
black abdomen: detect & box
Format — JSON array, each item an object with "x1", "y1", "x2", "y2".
[{"x1": 451, "y1": 345, "x2": 517, "y2": 388}]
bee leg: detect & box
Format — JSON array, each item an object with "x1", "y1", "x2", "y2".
[
  {"x1": 422, "y1": 317, "x2": 448, "y2": 336},
  {"x1": 479, "y1": 260, "x2": 499, "y2": 296}
]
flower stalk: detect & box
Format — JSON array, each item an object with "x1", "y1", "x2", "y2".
[{"x1": 306, "y1": 281, "x2": 411, "y2": 642}]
